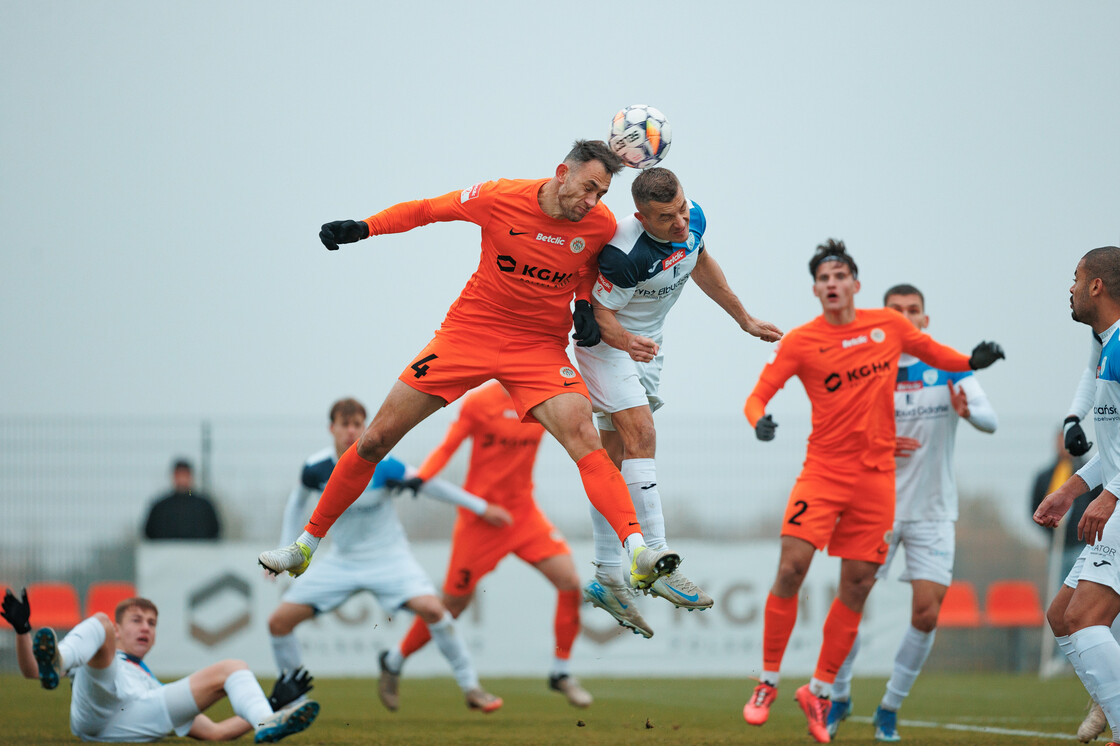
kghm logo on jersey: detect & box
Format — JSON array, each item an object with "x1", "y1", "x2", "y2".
[
  {"x1": 871, "y1": 328, "x2": 886, "y2": 343},
  {"x1": 570, "y1": 237, "x2": 586, "y2": 254},
  {"x1": 560, "y1": 366, "x2": 577, "y2": 378}
]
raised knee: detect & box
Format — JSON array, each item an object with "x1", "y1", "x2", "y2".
[
  {"x1": 356, "y1": 428, "x2": 388, "y2": 461},
  {"x1": 267, "y1": 613, "x2": 291, "y2": 637}
]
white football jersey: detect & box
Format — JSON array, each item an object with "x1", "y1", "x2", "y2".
[
  {"x1": 1076, "y1": 319, "x2": 1120, "y2": 497},
  {"x1": 590, "y1": 201, "x2": 706, "y2": 341},
  {"x1": 894, "y1": 354, "x2": 997, "y2": 521}
]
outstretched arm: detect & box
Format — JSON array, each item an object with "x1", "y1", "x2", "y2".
[{"x1": 690, "y1": 250, "x2": 782, "y2": 342}]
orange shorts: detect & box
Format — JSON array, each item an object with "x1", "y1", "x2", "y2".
[
  {"x1": 443, "y1": 503, "x2": 570, "y2": 596},
  {"x1": 780, "y1": 462, "x2": 895, "y2": 563},
  {"x1": 398, "y1": 326, "x2": 588, "y2": 423}
]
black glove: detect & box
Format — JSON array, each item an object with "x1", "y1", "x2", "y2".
[
  {"x1": 269, "y1": 666, "x2": 313, "y2": 711},
  {"x1": 384, "y1": 476, "x2": 425, "y2": 497},
  {"x1": 319, "y1": 220, "x2": 368, "y2": 251},
  {"x1": 572, "y1": 299, "x2": 601, "y2": 347},
  {"x1": 1064, "y1": 415, "x2": 1093, "y2": 457},
  {"x1": 755, "y1": 414, "x2": 777, "y2": 442},
  {"x1": 968, "y1": 341, "x2": 1005, "y2": 370},
  {"x1": 1, "y1": 588, "x2": 31, "y2": 634}
]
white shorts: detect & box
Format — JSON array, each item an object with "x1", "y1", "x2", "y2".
[
  {"x1": 282, "y1": 549, "x2": 437, "y2": 613},
  {"x1": 574, "y1": 342, "x2": 664, "y2": 431},
  {"x1": 71, "y1": 663, "x2": 197, "y2": 742},
  {"x1": 875, "y1": 520, "x2": 955, "y2": 586},
  {"x1": 1064, "y1": 533, "x2": 1120, "y2": 591}
]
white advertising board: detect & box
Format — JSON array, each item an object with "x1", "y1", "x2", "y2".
[{"x1": 138, "y1": 540, "x2": 911, "y2": 679}]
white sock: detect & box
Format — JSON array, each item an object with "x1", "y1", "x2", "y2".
[
  {"x1": 760, "y1": 670, "x2": 780, "y2": 688},
  {"x1": 58, "y1": 616, "x2": 107, "y2": 672},
  {"x1": 428, "y1": 611, "x2": 478, "y2": 691},
  {"x1": 881, "y1": 625, "x2": 935, "y2": 711},
  {"x1": 296, "y1": 531, "x2": 320, "y2": 553},
  {"x1": 384, "y1": 646, "x2": 405, "y2": 673},
  {"x1": 270, "y1": 633, "x2": 301, "y2": 674},
  {"x1": 623, "y1": 533, "x2": 647, "y2": 559},
  {"x1": 809, "y1": 677, "x2": 831, "y2": 699},
  {"x1": 831, "y1": 632, "x2": 860, "y2": 701},
  {"x1": 224, "y1": 669, "x2": 275, "y2": 729},
  {"x1": 1057, "y1": 634, "x2": 1092, "y2": 686},
  {"x1": 621, "y1": 458, "x2": 666, "y2": 550},
  {"x1": 551, "y1": 657, "x2": 570, "y2": 677},
  {"x1": 1072, "y1": 625, "x2": 1120, "y2": 737},
  {"x1": 589, "y1": 505, "x2": 625, "y2": 570}
]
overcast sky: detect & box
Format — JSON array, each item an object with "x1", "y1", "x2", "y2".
[{"x1": 3, "y1": 1, "x2": 1118, "y2": 424}]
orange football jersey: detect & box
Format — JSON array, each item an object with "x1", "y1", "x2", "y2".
[
  {"x1": 745, "y1": 308, "x2": 971, "y2": 470},
  {"x1": 364, "y1": 179, "x2": 615, "y2": 346}
]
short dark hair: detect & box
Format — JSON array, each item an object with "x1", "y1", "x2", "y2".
[
  {"x1": 809, "y1": 239, "x2": 858, "y2": 279},
  {"x1": 883, "y1": 283, "x2": 924, "y2": 307},
  {"x1": 329, "y1": 397, "x2": 367, "y2": 424},
  {"x1": 115, "y1": 597, "x2": 158, "y2": 624},
  {"x1": 564, "y1": 140, "x2": 624, "y2": 176},
  {"x1": 1082, "y1": 246, "x2": 1120, "y2": 303},
  {"x1": 172, "y1": 458, "x2": 192, "y2": 472},
  {"x1": 632, "y1": 167, "x2": 680, "y2": 206}
]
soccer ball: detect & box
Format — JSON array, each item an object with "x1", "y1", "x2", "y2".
[{"x1": 608, "y1": 104, "x2": 672, "y2": 169}]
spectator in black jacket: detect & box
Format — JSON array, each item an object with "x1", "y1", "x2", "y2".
[{"x1": 144, "y1": 458, "x2": 220, "y2": 540}]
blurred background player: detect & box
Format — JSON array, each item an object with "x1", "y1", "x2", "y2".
[
  {"x1": 266, "y1": 397, "x2": 510, "y2": 713},
  {"x1": 1035, "y1": 246, "x2": 1120, "y2": 746},
  {"x1": 376, "y1": 381, "x2": 592, "y2": 709},
  {"x1": 827, "y1": 284, "x2": 998, "y2": 742},
  {"x1": 574, "y1": 166, "x2": 782, "y2": 637},
  {"x1": 143, "y1": 458, "x2": 221, "y2": 540},
  {"x1": 742, "y1": 240, "x2": 1004, "y2": 743},
  {"x1": 259, "y1": 140, "x2": 682, "y2": 600},
  {"x1": 2, "y1": 589, "x2": 316, "y2": 743}
]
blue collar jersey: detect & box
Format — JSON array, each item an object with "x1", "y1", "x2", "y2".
[{"x1": 590, "y1": 200, "x2": 706, "y2": 340}]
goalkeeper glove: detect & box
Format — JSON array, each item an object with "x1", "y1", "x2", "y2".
[
  {"x1": 572, "y1": 300, "x2": 601, "y2": 347},
  {"x1": 968, "y1": 341, "x2": 1005, "y2": 369},
  {"x1": 1, "y1": 588, "x2": 31, "y2": 634},
  {"x1": 269, "y1": 667, "x2": 313, "y2": 711},
  {"x1": 1064, "y1": 415, "x2": 1093, "y2": 457},
  {"x1": 319, "y1": 220, "x2": 369, "y2": 251},
  {"x1": 755, "y1": 414, "x2": 777, "y2": 442},
  {"x1": 384, "y1": 476, "x2": 424, "y2": 497}
]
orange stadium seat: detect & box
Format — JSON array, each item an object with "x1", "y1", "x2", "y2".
[
  {"x1": 0, "y1": 583, "x2": 12, "y2": 628},
  {"x1": 937, "y1": 580, "x2": 982, "y2": 628},
  {"x1": 85, "y1": 581, "x2": 137, "y2": 618},
  {"x1": 27, "y1": 582, "x2": 82, "y2": 629},
  {"x1": 984, "y1": 580, "x2": 1044, "y2": 627}
]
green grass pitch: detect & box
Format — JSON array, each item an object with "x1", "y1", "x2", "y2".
[{"x1": 0, "y1": 673, "x2": 1097, "y2": 744}]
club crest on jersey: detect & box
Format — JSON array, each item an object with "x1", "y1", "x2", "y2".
[
  {"x1": 922, "y1": 369, "x2": 939, "y2": 385},
  {"x1": 559, "y1": 366, "x2": 577, "y2": 378},
  {"x1": 460, "y1": 183, "x2": 482, "y2": 203},
  {"x1": 570, "y1": 237, "x2": 586, "y2": 254},
  {"x1": 870, "y1": 328, "x2": 886, "y2": 343}
]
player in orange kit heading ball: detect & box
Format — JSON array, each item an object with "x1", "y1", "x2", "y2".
[
  {"x1": 376, "y1": 381, "x2": 592, "y2": 710},
  {"x1": 740, "y1": 239, "x2": 1004, "y2": 743},
  {"x1": 258, "y1": 140, "x2": 682, "y2": 594}
]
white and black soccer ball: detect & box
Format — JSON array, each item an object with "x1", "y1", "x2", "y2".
[{"x1": 608, "y1": 104, "x2": 672, "y2": 170}]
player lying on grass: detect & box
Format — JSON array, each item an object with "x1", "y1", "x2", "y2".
[{"x1": 2, "y1": 589, "x2": 317, "y2": 743}]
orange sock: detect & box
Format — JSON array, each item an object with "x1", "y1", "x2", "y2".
[
  {"x1": 576, "y1": 449, "x2": 638, "y2": 542},
  {"x1": 763, "y1": 592, "x2": 799, "y2": 672},
  {"x1": 399, "y1": 615, "x2": 432, "y2": 658},
  {"x1": 305, "y1": 443, "x2": 378, "y2": 537},
  {"x1": 554, "y1": 589, "x2": 581, "y2": 659},
  {"x1": 814, "y1": 598, "x2": 862, "y2": 683}
]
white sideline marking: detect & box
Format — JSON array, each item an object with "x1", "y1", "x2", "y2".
[{"x1": 848, "y1": 715, "x2": 1080, "y2": 741}]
